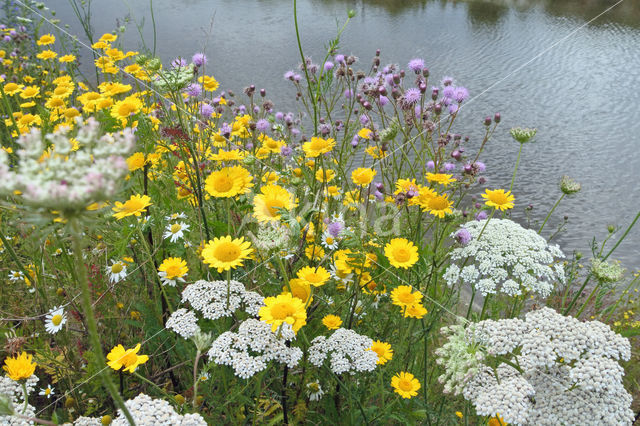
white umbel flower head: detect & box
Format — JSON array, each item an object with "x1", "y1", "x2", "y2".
[
  {"x1": 308, "y1": 328, "x2": 378, "y2": 375},
  {"x1": 44, "y1": 306, "x2": 67, "y2": 334},
  {"x1": 444, "y1": 219, "x2": 565, "y2": 297},
  {"x1": 181, "y1": 280, "x2": 264, "y2": 320},
  {"x1": 111, "y1": 393, "x2": 206, "y2": 425},
  {"x1": 165, "y1": 308, "x2": 201, "y2": 339}
]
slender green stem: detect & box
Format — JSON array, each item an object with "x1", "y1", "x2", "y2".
[
  {"x1": 69, "y1": 219, "x2": 135, "y2": 425},
  {"x1": 538, "y1": 193, "x2": 564, "y2": 234},
  {"x1": 192, "y1": 349, "x2": 202, "y2": 408},
  {"x1": 149, "y1": 0, "x2": 157, "y2": 56}
]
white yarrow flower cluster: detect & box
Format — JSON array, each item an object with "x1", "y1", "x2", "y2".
[
  {"x1": 0, "y1": 375, "x2": 38, "y2": 425},
  {"x1": 0, "y1": 118, "x2": 135, "y2": 212},
  {"x1": 111, "y1": 393, "x2": 206, "y2": 425},
  {"x1": 444, "y1": 219, "x2": 565, "y2": 297},
  {"x1": 435, "y1": 308, "x2": 634, "y2": 425},
  {"x1": 165, "y1": 308, "x2": 201, "y2": 339},
  {"x1": 181, "y1": 279, "x2": 264, "y2": 320},
  {"x1": 308, "y1": 328, "x2": 378, "y2": 375},
  {"x1": 208, "y1": 319, "x2": 302, "y2": 379}
]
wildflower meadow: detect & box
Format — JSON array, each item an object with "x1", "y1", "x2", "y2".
[{"x1": 0, "y1": 1, "x2": 638, "y2": 425}]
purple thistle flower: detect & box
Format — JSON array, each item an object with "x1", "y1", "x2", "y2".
[
  {"x1": 351, "y1": 135, "x2": 359, "y2": 147},
  {"x1": 185, "y1": 83, "x2": 202, "y2": 97},
  {"x1": 442, "y1": 85, "x2": 455, "y2": 100},
  {"x1": 475, "y1": 211, "x2": 488, "y2": 221},
  {"x1": 245, "y1": 142, "x2": 254, "y2": 150},
  {"x1": 319, "y1": 123, "x2": 331, "y2": 136},
  {"x1": 192, "y1": 52, "x2": 207, "y2": 67},
  {"x1": 275, "y1": 111, "x2": 284, "y2": 121},
  {"x1": 448, "y1": 104, "x2": 459, "y2": 115},
  {"x1": 171, "y1": 57, "x2": 187, "y2": 68},
  {"x1": 441, "y1": 76, "x2": 454, "y2": 86},
  {"x1": 335, "y1": 54, "x2": 345, "y2": 64},
  {"x1": 408, "y1": 58, "x2": 425, "y2": 73},
  {"x1": 455, "y1": 228, "x2": 472, "y2": 245},
  {"x1": 401, "y1": 87, "x2": 421, "y2": 107},
  {"x1": 256, "y1": 119, "x2": 270, "y2": 133},
  {"x1": 291, "y1": 128, "x2": 300, "y2": 137},
  {"x1": 280, "y1": 146, "x2": 293, "y2": 157},
  {"x1": 378, "y1": 95, "x2": 389, "y2": 106},
  {"x1": 324, "y1": 61, "x2": 334, "y2": 71},
  {"x1": 199, "y1": 103, "x2": 214, "y2": 118},
  {"x1": 443, "y1": 162, "x2": 456, "y2": 172},
  {"x1": 359, "y1": 114, "x2": 369, "y2": 125},
  {"x1": 284, "y1": 113, "x2": 294, "y2": 124},
  {"x1": 384, "y1": 74, "x2": 395, "y2": 87},
  {"x1": 363, "y1": 76, "x2": 377, "y2": 86},
  {"x1": 254, "y1": 105, "x2": 261, "y2": 114},
  {"x1": 293, "y1": 74, "x2": 302, "y2": 82},
  {"x1": 220, "y1": 123, "x2": 232, "y2": 137},
  {"x1": 344, "y1": 89, "x2": 354, "y2": 99},
  {"x1": 427, "y1": 160, "x2": 435, "y2": 170},
  {"x1": 474, "y1": 161, "x2": 486, "y2": 172},
  {"x1": 284, "y1": 70, "x2": 295, "y2": 80},
  {"x1": 238, "y1": 105, "x2": 247, "y2": 115},
  {"x1": 374, "y1": 190, "x2": 384, "y2": 201},
  {"x1": 454, "y1": 86, "x2": 469, "y2": 103}
]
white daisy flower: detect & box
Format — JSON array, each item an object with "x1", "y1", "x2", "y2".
[
  {"x1": 45, "y1": 306, "x2": 67, "y2": 334},
  {"x1": 163, "y1": 222, "x2": 190, "y2": 243},
  {"x1": 107, "y1": 260, "x2": 127, "y2": 283},
  {"x1": 321, "y1": 231, "x2": 339, "y2": 250},
  {"x1": 306, "y1": 381, "x2": 324, "y2": 401},
  {"x1": 165, "y1": 212, "x2": 187, "y2": 221},
  {"x1": 39, "y1": 384, "x2": 55, "y2": 399},
  {"x1": 8, "y1": 270, "x2": 24, "y2": 282}
]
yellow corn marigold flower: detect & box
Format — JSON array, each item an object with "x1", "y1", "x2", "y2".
[
  {"x1": 315, "y1": 168, "x2": 336, "y2": 183},
  {"x1": 391, "y1": 371, "x2": 420, "y2": 399},
  {"x1": 45, "y1": 96, "x2": 65, "y2": 111},
  {"x1": 404, "y1": 302, "x2": 428, "y2": 319},
  {"x1": 36, "y1": 50, "x2": 57, "y2": 60},
  {"x1": 253, "y1": 184, "x2": 295, "y2": 223},
  {"x1": 19, "y1": 85, "x2": 40, "y2": 99},
  {"x1": 210, "y1": 149, "x2": 245, "y2": 162},
  {"x1": 385, "y1": 238, "x2": 419, "y2": 269},
  {"x1": 456, "y1": 411, "x2": 464, "y2": 418},
  {"x1": 37, "y1": 34, "x2": 55, "y2": 46},
  {"x1": 106, "y1": 343, "x2": 149, "y2": 373},
  {"x1": 391, "y1": 285, "x2": 423, "y2": 308},
  {"x1": 3, "y1": 82, "x2": 22, "y2": 96},
  {"x1": 112, "y1": 194, "x2": 152, "y2": 220},
  {"x1": 259, "y1": 135, "x2": 285, "y2": 153},
  {"x1": 425, "y1": 172, "x2": 456, "y2": 186},
  {"x1": 259, "y1": 292, "x2": 307, "y2": 333},
  {"x1": 305, "y1": 244, "x2": 325, "y2": 261},
  {"x1": 423, "y1": 193, "x2": 453, "y2": 218},
  {"x1": 283, "y1": 278, "x2": 313, "y2": 305},
  {"x1": 111, "y1": 95, "x2": 143, "y2": 122},
  {"x1": 126, "y1": 152, "x2": 146, "y2": 172},
  {"x1": 99, "y1": 33, "x2": 118, "y2": 43},
  {"x1": 369, "y1": 340, "x2": 393, "y2": 365},
  {"x1": 59, "y1": 54, "x2": 76, "y2": 63},
  {"x1": 198, "y1": 75, "x2": 219, "y2": 92},
  {"x1": 364, "y1": 145, "x2": 387, "y2": 159},
  {"x1": 157, "y1": 257, "x2": 188, "y2": 286},
  {"x1": 487, "y1": 414, "x2": 507, "y2": 426},
  {"x1": 351, "y1": 167, "x2": 376, "y2": 186},
  {"x1": 296, "y1": 266, "x2": 331, "y2": 287},
  {"x1": 204, "y1": 166, "x2": 254, "y2": 198},
  {"x1": 302, "y1": 137, "x2": 336, "y2": 158},
  {"x1": 201, "y1": 235, "x2": 253, "y2": 273},
  {"x1": 322, "y1": 314, "x2": 342, "y2": 330},
  {"x1": 357, "y1": 128, "x2": 372, "y2": 139},
  {"x1": 3, "y1": 352, "x2": 36, "y2": 381},
  {"x1": 482, "y1": 189, "x2": 515, "y2": 211}
]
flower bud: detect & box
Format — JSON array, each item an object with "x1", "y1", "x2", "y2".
[
  {"x1": 559, "y1": 175, "x2": 581, "y2": 195},
  {"x1": 494, "y1": 112, "x2": 501, "y2": 123}
]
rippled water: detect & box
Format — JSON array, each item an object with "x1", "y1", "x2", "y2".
[{"x1": 45, "y1": 0, "x2": 640, "y2": 268}]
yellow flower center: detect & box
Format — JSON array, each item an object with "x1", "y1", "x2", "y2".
[
  {"x1": 44, "y1": 388, "x2": 51, "y2": 395},
  {"x1": 303, "y1": 273, "x2": 321, "y2": 284},
  {"x1": 120, "y1": 350, "x2": 138, "y2": 367},
  {"x1": 398, "y1": 378, "x2": 413, "y2": 391},
  {"x1": 490, "y1": 193, "x2": 508, "y2": 204},
  {"x1": 51, "y1": 314, "x2": 63, "y2": 326},
  {"x1": 117, "y1": 102, "x2": 138, "y2": 117},
  {"x1": 397, "y1": 290, "x2": 416, "y2": 304},
  {"x1": 429, "y1": 196, "x2": 449, "y2": 210},
  {"x1": 122, "y1": 198, "x2": 144, "y2": 213},
  {"x1": 265, "y1": 198, "x2": 286, "y2": 217},
  {"x1": 266, "y1": 140, "x2": 278, "y2": 149},
  {"x1": 270, "y1": 302, "x2": 297, "y2": 321},
  {"x1": 326, "y1": 237, "x2": 334, "y2": 245},
  {"x1": 393, "y1": 247, "x2": 410, "y2": 263},
  {"x1": 310, "y1": 139, "x2": 326, "y2": 151},
  {"x1": 111, "y1": 263, "x2": 123, "y2": 273},
  {"x1": 165, "y1": 264, "x2": 182, "y2": 278},
  {"x1": 212, "y1": 175, "x2": 234, "y2": 192},
  {"x1": 170, "y1": 223, "x2": 182, "y2": 234},
  {"x1": 214, "y1": 242, "x2": 241, "y2": 262}
]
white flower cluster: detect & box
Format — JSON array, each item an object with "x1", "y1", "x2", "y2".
[
  {"x1": 208, "y1": 319, "x2": 302, "y2": 379},
  {"x1": 111, "y1": 393, "x2": 206, "y2": 425},
  {"x1": 181, "y1": 280, "x2": 264, "y2": 320},
  {"x1": 444, "y1": 219, "x2": 565, "y2": 297},
  {"x1": 436, "y1": 308, "x2": 634, "y2": 425},
  {"x1": 166, "y1": 308, "x2": 201, "y2": 339},
  {"x1": 308, "y1": 328, "x2": 378, "y2": 375},
  {"x1": 72, "y1": 417, "x2": 101, "y2": 426},
  {"x1": 434, "y1": 320, "x2": 485, "y2": 395},
  {"x1": 0, "y1": 375, "x2": 38, "y2": 425},
  {"x1": 0, "y1": 118, "x2": 135, "y2": 212},
  {"x1": 250, "y1": 222, "x2": 292, "y2": 253}
]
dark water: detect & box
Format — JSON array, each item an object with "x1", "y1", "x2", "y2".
[{"x1": 41, "y1": 0, "x2": 640, "y2": 269}]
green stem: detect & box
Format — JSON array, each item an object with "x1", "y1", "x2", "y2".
[
  {"x1": 538, "y1": 193, "x2": 565, "y2": 234},
  {"x1": 69, "y1": 219, "x2": 135, "y2": 425},
  {"x1": 192, "y1": 349, "x2": 202, "y2": 408}
]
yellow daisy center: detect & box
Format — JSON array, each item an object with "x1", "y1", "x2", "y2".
[
  {"x1": 111, "y1": 263, "x2": 123, "y2": 273},
  {"x1": 165, "y1": 264, "x2": 182, "y2": 278},
  {"x1": 429, "y1": 197, "x2": 449, "y2": 210},
  {"x1": 270, "y1": 302, "x2": 297, "y2": 322},
  {"x1": 122, "y1": 198, "x2": 145, "y2": 213},
  {"x1": 265, "y1": 199, "x2": 286, "y2": 217},
  {"x1": 51, "y1": 314, "x2": 63, "y2": 326},
  {"x1": 214, "y1": 242, "x2": 241, "y2": 262},
  {"x1": 120, "y1": 350, "x2": 138, "y2": 367},
  {"x1": 398, "y1": 378, "x2": 413, "y2": 391},
  {"x1": 212, "y1": 175, "x2": 233, "y2": 192},
  {"x1": 393, "y1": 247, "x2": 410, "y2": 263},
  {"x1": 170, "y1": 223, "x2": 182, "y2": 234},
  {"x1": 326, "y1": 237, "x2": 334, "y2": 245},
  {"x1": 397, "y1": 290, "x2": 416, "y2": 304}
]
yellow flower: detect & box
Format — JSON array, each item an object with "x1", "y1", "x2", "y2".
[
  {"x1": 351, "y1": 167, "x2": 376, "y2": 186},
  {"x1": 482, "y1": 189, "x2": 515, "y2": 211},
  {"x1": 37, "y1": 34, "x2": 55, "y2": 46},
  {"x1": 456, "y1": 411, "x2": 463, "y2": 419},
  {"x1": 59, "y1": 54, "x2": 76, "y2": 63},
  {"x1": 36, "y1": 50, "x2": 57, "y2": 60},
  {"x1": 404, "y1": 303, "x2": 428, "y2": 319},
  {"x1": 296, "y1": 266, "x2": 331, "y2": 287},
  {"x1": 204, "y1": 166, "x2": 254, "y2": 198},
  {"x1": 357, "y1": 128, "x2": 372, "y2": 139},
  {"x1": 201, "y1": 235, "x2": 253, "y2": 273},
  {"x1": 3, "y1": 352, "x2": 36, "y2": 381},
  {"x1": 52, "y1": 85, "x2": 74, "y2": 98},
  {"x1": 112, "y1": 194, "x2": 152, "y2": 220},
  {"x1": 425, "y1": 172, "x2": 456, "y2": 186},
  {"x1": 322, "y1": 314, "x2": 343, "y2": 330},
  {"x1": 198, "y1": 75, "x2": 219, "y2": 92},
  {"x1": 253, "y1": 184, "x2": 295, "y2": 223},
  {"x1": 315, "y1": 168, "x2": 336, "y2": 183},
  {"x1": 423, "y1": 193, "x2": 453, "y2": 218},
  {"x1": 126, "y1": 152, "x2": 146, "y2": 172},
  {"x1": 3, "y1": 82, "x2": 22, "y2": 96},
  {"x1": 385, "y1": 238, "x2": 419, "y2": 269},
  {"x1": 391, "y1": 285, "x2": 423, "y2": 308},
  {"x1": 305, "y1": 244, "x2": 325, "y2": 261},
  {"x1": 99, "y1": 82, "x2": 131, "y2": 97},
  {"x1": 210, "y1": 149, "x2": 245, "y2": 162},
  {"x1": 364, "y1": 146, "x2": 387, "y2": 159},
  {"x1": 369, "y1": 340, "x2": 393, "y2": 365},
  {"x1": 106, "y1": 343, "x2": 149, "y2": 373},
  {"x1": 157, "y1": 257, "x2": 188, "y2": 285},
  {"x1": 391, "y1": 371, "x2": 420, "y2": 399},
  {"x1": 302, "y1": 137, "x2": 336, "y2": 158},
  {"x1": 111, "y1": 95, "x2": 143, "y2": 122},
  {"x1": 19, "y1": 85, "x2": 40, "y2": 99},
  {"x1": 487, "y1": 414, "x2": 508, "y2": 426},
  {"x1": 283, "y1": 278, "x2": 313, "y2": 305},
  {"x1": 99, "y1": 33, "x2": 118, "y2": 43},
  {"x1": 259, "y1": 293, "x2": 307, "y2": 333},
  {"x1": 259, "y1": 135, "x2": 285, "y2": 153}
]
